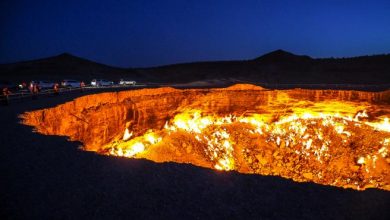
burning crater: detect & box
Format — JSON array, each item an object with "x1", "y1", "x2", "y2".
[{"x1": 21, "y1": 84, "x2": 390, "y2": 190}]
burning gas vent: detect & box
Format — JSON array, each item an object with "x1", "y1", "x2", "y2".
[{"x1": 21, "y1": 84, "x2": 390, "y2": 190}]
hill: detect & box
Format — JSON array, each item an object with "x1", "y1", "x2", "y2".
[
  {"x1": 1, "y1": 50, "x2": 389, "y2": 84},
  {"x1": 140, "y1": 49, "x2": 390, "y2": 84},
  {"x1": 0, "y1": 53, "x2": 140, "y2": 82}
]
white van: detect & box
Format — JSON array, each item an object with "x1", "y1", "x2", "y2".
[
  {"x1": 91, "y1": 79, "x2": 114, "y2": 87},
  {"x1": 119, "y1": 79, "x2": 136, "y2": 85}
]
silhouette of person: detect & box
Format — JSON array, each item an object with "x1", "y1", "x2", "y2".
[
  {"x1": 32, "y1": 83, "x2": 39, "y2": 99},
  {"x1": 53, "y1": 83, "x2": 59, "y2": 96},
  {"x1": 2, "y1": 87, "x2": 11, "y2": 105},
  {"x1": 80, "y1": 81, "x2": 85, "y2": 92},
  {"x1": 21, "y1": 82, "x2": 27, "y2": 89},
  {"x1": 29, "y1": 82, "x2": 34, "y2": 94}
]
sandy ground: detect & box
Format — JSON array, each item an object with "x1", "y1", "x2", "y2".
[{"x1": 1, "y1": 89, "x2": 389, "y2": 219}]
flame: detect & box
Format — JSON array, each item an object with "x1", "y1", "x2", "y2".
[
  {"x1": 111, "y1": 141, "x2": 145, "y2": 157},
  {"x1": 123, "y1": 128, "x2": 132, "y2": 141},
  {"x1": 357, "y1": 157, "x2": 365, "y2": 165},
  {"x1": 100, "y1": 100, "x2": 390, "y2": 191},
  {"x1": 369, "y1": 117, "x2": 390, "y2": 132}
]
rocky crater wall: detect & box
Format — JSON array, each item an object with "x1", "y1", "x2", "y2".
[{"x1": 21, "y1": 85, "x2": 390, "y2": 151}]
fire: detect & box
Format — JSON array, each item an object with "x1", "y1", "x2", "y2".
[
  {"x1": 369, "y1": 117, "x2": 390, "y2": 132},
  {"x1": 122, "y1": 128, "x2": 132, "y2": 141},
  {"x1": 100, "y1": 100, "x2": 390, "y2": 191},
  {"x1": 357, "y1": 157, "x2": 365, "y2": 165},
  {"x1": 20, "y1": 85, "x2": 390, "y2": 191}
]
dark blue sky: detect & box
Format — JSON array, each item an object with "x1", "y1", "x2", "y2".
[{"x1": 1, "y1": 0, "x2": 390, "y2": 67}]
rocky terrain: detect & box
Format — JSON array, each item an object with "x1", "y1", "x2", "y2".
[
  {"x1": 21, "y1": 85, "x2": 390, "y2": 149},
  {"x1": 21, "y1": 84, "x2": 390, "y2": 190}
]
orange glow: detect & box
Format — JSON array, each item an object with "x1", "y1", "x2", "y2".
[
  {"x1": 20, "y1": 85, "x2": 390, "y2": 191},
  {"x1": 100, "y1": 104, "x2": 390, "y2": 190}
]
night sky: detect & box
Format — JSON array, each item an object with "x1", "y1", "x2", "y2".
[{"x1": 1, "y1": 0, "x2": 390, "y2": 67}]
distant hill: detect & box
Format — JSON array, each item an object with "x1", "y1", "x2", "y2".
[
  {"x1": 0, "y1": 53, "x2": 140, "y2": 82},
  {"x1": 1, "y1": 50, "x2": 389, "y2": 84},
  {"x1": 140, "y1": 49, "x2": 390, "y2": 84}
]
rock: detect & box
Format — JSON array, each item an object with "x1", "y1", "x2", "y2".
[
  {"x1": 303, "y1": 172, "x2": 313, "y2": 180},
  {"x1": 260, "y1": 158, "x2": 268, "y2": 166},
  {"x1": 351, "y1": 165, "x2": 360, "y2": 172},
  {"x1": 255, "y1": 154, "x2": 268, "y2": 165},
  {"x1": 186, "y1": 145, "x2": 192, "y2": 154}
]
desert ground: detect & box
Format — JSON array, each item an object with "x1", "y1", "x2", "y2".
[{"x1": 1, "y1": 87, "x2": 389, "y2": 219}]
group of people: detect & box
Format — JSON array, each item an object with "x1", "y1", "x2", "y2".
[
  {"x1": 1, "y1": 81, "x2": 86, "y2": 106},
  {"x1": 28, "y1": 82, "x2": 40, "y2": 99}
]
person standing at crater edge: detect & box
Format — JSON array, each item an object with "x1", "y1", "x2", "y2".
[
  {"x1": 2, "y1": 87, "x2": 11, "y2": 105},
  {"x1": 28, "y1": 82, "x2": 34, "y2": 94},
  {"x1": 32, "y1": 83, "x2": 39, "y2": 99},
  {"x1": 80, "y1": 81, "x2": 85, "y2": 92},
  {"x1": 53, "y1": 83, "x2": 59, "y2": 96}
]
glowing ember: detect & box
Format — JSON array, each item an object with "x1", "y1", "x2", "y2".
[
  {"x1": 20, "y1": 85, "x2": 390, "y2": 191},
  {"x1": 100, "y1": 107, "x2": 390, "y2": 190},
  {"x1": 123, "y1": 128, "x2": 132, "y2": 141}
]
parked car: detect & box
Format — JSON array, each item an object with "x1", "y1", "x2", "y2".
[
  {"x1": 91, "y1": 79, "x2": 114, "y2": 87},
  {"x1": 33, "y1": 80, "x2": 56, "y2": 89},
  {"x1": 61, "y1": 79, "x2": 81, "y2": 88},
  {"x1": 119, "y1": 79, "x2": 136, "y2": 86}
]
